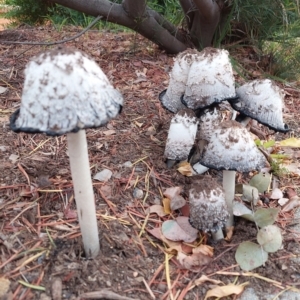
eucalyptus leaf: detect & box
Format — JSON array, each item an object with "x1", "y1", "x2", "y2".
[
  {"x1": 254, "y1": 208, "x2": 280, "y2": 228},
  {"x1": 235, "y1": 241, "x2": 268, "y2": 271},
  {"x1": 236, "y1": 184, "x2": 259, "y2": 205},
  {"x1": 257, "y1": 225, "x2": 282, "y2": 253},
  {"x1": 233, "y1": 201, "x2": 255, "y2": 222},
  {"x1": 249, "y1": 172, "x2": 271, "y2": 193}
]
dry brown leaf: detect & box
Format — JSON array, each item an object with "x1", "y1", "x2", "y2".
[
  {"x1": 163, "y1": 186, "x2": 182, "y2": 200},
  {"x1": 145, "y1": 204, "x2": 168, "y2": 217},
  {"x1": 193, "y1": 244, "x2": 214, "y2": 257},
  {"x1": 204, "y1": 282, "x2": 249, "y2": 300},
  {"x1": 162, "y1": 197, "x2": 171, "y2": 214},
  {"x1": 170, "y1": 195, "x2": 186, "y2": 210},
  {"x1": 102, "y1": 129, "x2": 116, "y2": 136},
  {"x1": 177, "y1": 161, "x2": 194, "y2": 177},
  {"x1": 225, "y1": 226, "x2": 234, "y2": 241},
  {"x1": 177, "y1": 250, "x2": 212, "y2": 272},
  {"x1": 0, "y1": 277, "x2": 10, "y2": 297},
  {"x1": 194, "y1": 275, "x2": 222, "y2": 286}
]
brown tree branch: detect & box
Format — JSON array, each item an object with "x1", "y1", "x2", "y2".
[
  {"x1": 122, "y1": 0, "x2": 146, "y2": 19},
  {"x1": 49, "y1": 0, "x2": 188, "y2": 53},
  {"x1": 179, "y1": 0, "x2": 196, "y2": 30}
]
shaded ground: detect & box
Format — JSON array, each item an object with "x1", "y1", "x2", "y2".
[{"x1": 0, "y1": 24, "x2": 300, "y2": 300}]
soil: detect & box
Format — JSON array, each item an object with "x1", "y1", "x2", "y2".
[{"x1": 0, "y1": 24, "x2": 300, "y2": 300}]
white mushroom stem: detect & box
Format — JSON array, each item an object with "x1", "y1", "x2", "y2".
[
  {"x1": 212, "y1": 229, "x2": 225, "y2": 240},
  {"x1": 239, "y1": 116, "x2": 251, "y2": 127},
  {"x1": 223, "y1": 170, "x2": 236, "y2": 227},
  {"x1": 67, "y1": 130, "x2": 100, "y2": 258}
]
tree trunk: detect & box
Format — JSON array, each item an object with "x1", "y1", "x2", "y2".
[{"x1": 50, "y1": 0, "x2": 226, "y2": 54}]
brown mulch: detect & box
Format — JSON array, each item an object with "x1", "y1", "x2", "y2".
[{"x1": 1, "y1": 24, "x2": 300, "y2": 300}]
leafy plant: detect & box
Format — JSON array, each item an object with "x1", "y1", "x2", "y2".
[
  {"x1": 235, "y1": 206, "x2": 282, "y2": 271},
  {"x1": 4, "y1": 0, "x2": 51, "y2": 24}
]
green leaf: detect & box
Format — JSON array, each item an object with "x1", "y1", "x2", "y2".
[
  {"x1": 262, "y1": 140, "x2": 275, "y2": 148},
  {"x1": 257, "y1": 225, "x2": 282, "y2": 253},
  {"x1": 235, "y1": 241, "x2": 268, "y2": 271},
  {"x1": 254, "y1": 208, "x2": 280, "y2": 228},
  {"x1": 249, "y1": 172, "x2": 271, "y2": 193}
]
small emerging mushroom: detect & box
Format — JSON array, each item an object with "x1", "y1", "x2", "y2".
[
  {"x1": 164, "y1": 108, "x2": 198, "y2": 168},
  {"x1": 159, "y1": 49, "x2": 199, "y2": 113},
  {"x1": 182, "y1": 47, "x2": 237, "y2": 110},
  {"x1": 10, "y1": 47, "x2": 123, "y2": 258},
  {"x1": 199, "y1": 120, "x2": 267, "y2": 227},
  {"x1": 230, "y1": 79, "x2": 289, "y2": 132},
  {"x1": 189, "y1": 175, "x2": 229, "y2": 240}
]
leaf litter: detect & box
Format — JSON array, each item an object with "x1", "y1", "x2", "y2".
[{"x1": 0, "y1": 25, "x2": 300, "y2": 299}]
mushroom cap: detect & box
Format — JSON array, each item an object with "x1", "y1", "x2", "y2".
[
  {"x1": 189, "y1": 175, "x2": 229, "y2": 232},
  {"x1": 182, "y1": 47, "x2": 237, "y2": 110},
  {"x1": 230, "y1": 79, "x2": 289, "y2": 133},
  {"x1": 164, "y1": 109, "x2": 198, "y2": 161},
  {"x1": 159, "y1": 49, "x2": 199, "y2": 113},
  {"x1": 199, "y1": 120, "x2": 267, "y2": 172},
  {"x1": 198, "y1": 106, "x2": 222, "y2": 141},
  {"x1": 10, "y1": 47, "x2": 123, "y2": 136}
]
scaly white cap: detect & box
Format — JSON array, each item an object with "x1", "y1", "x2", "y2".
[
  {"x1": 164, "y1": 108, "x2": 198, "y2": 161},
  {"x1": 230, "y1": 79, "x2": 289, "y2": 132},
  {"x1": 182, "y1": 47, "x2": 237, "y2": 110},
  {"x1": 159, "y1": 49, "x2": 199, "y2": 113},
  {"x1": 199, "y1": 120, "x2": 267, "y2": 172},
  {"x1": 10, "y1": 47, "x2": 123, "y2": 136},
  {"x1": 189, "y1": 175, "x2": 229, "y2": 233}
]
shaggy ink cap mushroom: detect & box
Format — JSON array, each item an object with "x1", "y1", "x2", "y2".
[
  {"x1": 199, "y1": 120, "x2": 266, "y2": 172},
  {"x1": 159, "y1": 49, "x2": 199, "y2": 113},
  {"x1": 189, "y1": 175, "x2": 229, "y2": 233},
  {"x1": 229, "y1": 79, "x2": 289, "y2": 133},
  {"x1": 10, "y1": 47, "x2": 123, "y2": 135},
  {"x1": 9, "y1": 47, "x2": 124, "y2": 258},
  {"x1": 164, "y1": 108, "x2": 198, "y2": 167},
  {"x1": 182, "y1": 47, "x2": 237, "y2": 110},
  {"x1": 199, "y1": 120, "x2": 267, "y2": 228}
]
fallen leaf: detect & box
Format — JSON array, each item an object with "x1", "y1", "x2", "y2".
[
  {"x1": 204, "y1": 282, "x2": 249, "y2": 300},
  {"x1": 170, "y1": 195, "x2": 186, "y2": 210},
  {"x1": 102, "y1": 130, "x2": 116, "y2": 136},
  {"x1": 176, "y1": 216, "x2": 199, "y2": 238},
  {"x1": 162, "y1": 197, "x2": 171, "y2": 214},
  {"x1": 177, "y1": 161, "x2": 194, "y2": 176},
  {"x1": 0, "y1": 277, "x2": 10, "y2": 297},
  {"x1": 162, "y1": 219, "x2": 198, "y2": 243},
  {"x1": 0, "y1": 86, "x2": 8, "y2": 94},
  {"x1": 177, "y1": 250, "x2": 212, "y2": 272},
  {"x1": 163, "y1": 186, "x2": 182, "y2": 200},
  {"x1": 269, "y1": 188, "x2": 283, "y2": 200},
  {"x1": 278, "y1": 198, "x2": 289, "y2": 206},
  {"x1": 93, "y1": 169, "x2": 112, "y2": 182},
  {"x1": 194, "y1": 275, "x2": 222, "y2": 286},
  {"x1": 145, "y1": 204, "x2": 168, "y2": 217}
]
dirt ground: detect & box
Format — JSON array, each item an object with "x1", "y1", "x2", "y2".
[{"x1": 0, "y1": 24, "x2": 300, "y2": 300}]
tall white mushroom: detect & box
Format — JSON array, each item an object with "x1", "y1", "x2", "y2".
[
  {"x1": 199, "y1": 120, "x2": 267, "y2": 227},
  {"x1": 229, "y1": 79, "x2": 289, "y2": 132},
  {"x1": 164, "y1": 108, "x2": 198, "y2": 168},
  {"x1": 182, "y1": 47, "x2": 237, "y2": 111},
  {"x1": 10, "y1": 47, "x2": 123, "y2": 258},
  {"x1": 159, "y1": 49, "x2": 199, "y2": 113}
]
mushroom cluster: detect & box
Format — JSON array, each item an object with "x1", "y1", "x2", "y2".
[
  {"x1": 160, "y1": 47, "x2": 289, "y2": 238},
  {"x1": 10, "y1": 47, "x2": 123, "y2": 258}
]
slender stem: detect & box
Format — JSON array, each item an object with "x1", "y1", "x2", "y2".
[
  {"x1": 240, "y1": 116, "x2": 251, "y2": 127},
  {"x1": 223, "y1": 170, "x2": 236, "y2": 227},
  {"x1": 67, "y1": 131, "x2": 100, "y2": 258},
  {"x1": 212, "y1": 228, "x2": 224, "y2": 240}
]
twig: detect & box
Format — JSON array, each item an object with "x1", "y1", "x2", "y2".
[{"x1": 0, "y1": 15, "x2": 103, "y2": 45}]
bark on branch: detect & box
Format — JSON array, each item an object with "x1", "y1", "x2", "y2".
[{"x1": 51, "y1": 0, "x2": 188, "y2": 53}]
